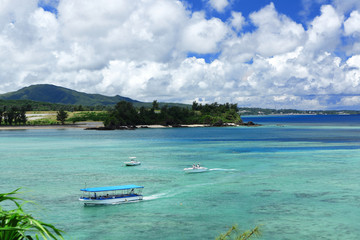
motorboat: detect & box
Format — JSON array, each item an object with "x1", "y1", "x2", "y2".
[
  {"x1": 124, "y1": 157, "x2": 141, "y2": 166},
  {"x1": 184, "y1": 164, "x2": 209, "y2": 173},
  {"x1": 79, "y1": 185, "x2": 144, "y2": 205}
]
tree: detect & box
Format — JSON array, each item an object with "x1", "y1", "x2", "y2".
[
  {"x1": 192, "y1": 101, "x2": 199, "y2": 111},
  {"x1": 19, "y1": 107, "x2": 27, "y2": 125},
  {"x1": 6, "y1": 107, "x2": 15, "y2": 125},
  {"x1": 0, "y1": 108, "x2": 3, "y2": 126},
  {"x1": 152, "y1": 100, "x2": 159, "y2": 111},
  {"x1": 12, "y1": 107, "x2": 20, "y2": 125},
  {"x1": 56, "y1": 109, "x2": 68, "y2": 125},
  {"x1": 103, "y1": 100, "x2": 243, "y2": 128},
  {"x1": 0, "y1": 188, "x2": 64, "y2": 239},
  {"x1": 104, "y1": 101, "x2": 139, "y2": 129}
]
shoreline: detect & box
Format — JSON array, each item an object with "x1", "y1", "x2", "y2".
[
  {"x1": 0, "y1": 121, "x2": 104, "y2": 130},
  {"x1": 0, "y1": 124, "x2": 87, "y2": 130},
  {"x1": 0, "y1": 124, "x2": 209, "y2": 130},
  {"x1": 0, "y1": 122, "x2": 258, "y2": 130}
]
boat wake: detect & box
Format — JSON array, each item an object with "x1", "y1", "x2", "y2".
[
  {"x1": 143, "y1": 192, "x2": 169, "y2": 201},
  {"x1": 143, "y1": 169, "x2": 237, "y2": 201},
  {"x1": 209, "y1": 168, "x2": 238, "y2": 172}
]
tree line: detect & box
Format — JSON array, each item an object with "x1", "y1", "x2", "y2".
[
  {"x1": 0, "y1": 106, "x2": 27, "y2": 126},
  {"x1": 0, "y1": 99, "x2": 111, "y2": 112},
  {"x1": 0, "y1": 106, "x2": 69, "y2": 126},
  {"x1": 0, "y1": 100, "x2": 244, "y2": 127},
  {"x1": 104, "y1": 100, "x2": 243, "y2": 129}
]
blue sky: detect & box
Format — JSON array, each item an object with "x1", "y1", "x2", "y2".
[
  {"x1": 189, "y1": 0, "x2": 313, "y2": 22},
  {"x1": 2, "y1": 0, "x2": 360, "y2": 110},
  {"x1": 184, "y1": 0, "x2": 328, "y2": 62}
]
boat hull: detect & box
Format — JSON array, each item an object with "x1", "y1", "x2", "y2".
[
  {"x1": 124, "y1": 162, "x2": 141, "y2": 166},
  {"x1": 79, "y1": 195, "x2": 143, "y2": 205}
]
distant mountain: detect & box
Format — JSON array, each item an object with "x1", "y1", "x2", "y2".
[{"x1": 0, "y1": 84, "x2": 139, "y2": 106}]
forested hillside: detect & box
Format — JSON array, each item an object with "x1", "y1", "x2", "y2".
[{"x1": 0, "y1": 84, "x2": 138, "y2": 106}]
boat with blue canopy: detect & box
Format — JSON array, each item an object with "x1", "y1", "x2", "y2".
[{"x1": 79, "y1": 185, "x2": 144, "y2": 205}]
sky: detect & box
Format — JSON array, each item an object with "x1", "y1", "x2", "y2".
[{"x1": 1, "y1": 0, "x2": 360, "y2": 110}]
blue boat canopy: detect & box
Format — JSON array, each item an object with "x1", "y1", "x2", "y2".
[{"x1": 80, "y1": 185, "x2": 144, "y2": 192}]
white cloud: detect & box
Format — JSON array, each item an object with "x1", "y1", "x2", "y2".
[
  {"x1": 347, "y1": 55, "x2": 360, "y2": 68},
  {"x1": 209, "y1": 0, "x2": 229, "y2": 13},
  {"x1": 228, "y1": 11, "x2": 245, "y2": 31},
  {"x1": 1, "y1": 0, "x2": 360, "y2": 110},
  {"x1": 221, "y1": 3, "x2": 306, "y2": 63},
  {"x1": 100, "y1": 60, "x2": 168, "y2": 98},
  {"x1": 306, "y1": 5, "x2": 343, "y2": 52},
  {"x1": 180, "y1": 12, "x2": 228, "y2": 54},
  {"x1": 250, "y1": 3, "x2": 306, "y2": 56},
  {"x1": 344, "y1": 10, "x2": 360, "y2": 35},
  {"x1": 29, "y1": 8, "x2": 59, "y2": 45},
  {"x1": 339, "y1": 96, "x2": 360, "y2": 106},
  {"x1": 332, "y1": 0, "x2": 360, "y2": 14}
]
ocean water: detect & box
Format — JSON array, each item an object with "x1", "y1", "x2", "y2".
[{"x1": 1, "y1": 115, "x2": 360, "y2": 239}]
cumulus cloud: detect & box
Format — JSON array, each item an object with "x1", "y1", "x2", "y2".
[
  {"x1": 332, "y1": 0, "x2": 360, "y2": 14},
  {"x1": 228, "y1": 11, "x2": 245, "y2": 31},
  {"x1": 344, "y1": 10, "x2": 360, "y2": 35},
  {"x1": 180, "y1": 12, "x2": 228, "y2": 54},
  {"x1": 347, "y1": 55, "x2": 360, "y2": 68},
  {"x1": 220, "y1": 3, "x2": 306, "y2": 63},
  {"x1": 1, "y1": 0, "x2": 360, "y2": 110},
  {"x1": 306, "y1": 5, "x2": 343, "y2": 52},
  {"x1": 209, "y1": 0, "x2": 229, "y2": 13}
]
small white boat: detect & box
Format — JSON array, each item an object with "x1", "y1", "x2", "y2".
[
  {"x1": 79, "y1": 185, "x2": 144, "y2": 205},
  {"x1": 124, "y1": 157, "x2": 141, "y2": 166},
  {"x1": 184, "y1": 164, "x2": 209, "y2": 173}
]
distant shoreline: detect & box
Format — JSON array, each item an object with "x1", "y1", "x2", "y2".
[{"x1": 0, "y1": 122, "x2": 259, "y2": 130}]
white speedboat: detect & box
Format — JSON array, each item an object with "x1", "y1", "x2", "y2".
[
  {"x1": 79, "y1": 185, "x2": 144, "y2": 205},
  {"x1": 184, "y1": 164, "x2": 209, "y2": 173},
  {"x1": 124, "y1": 157, "x2": 141, "y2": 166}
]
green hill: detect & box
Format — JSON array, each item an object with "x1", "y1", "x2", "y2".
[{"x1": 0, "y1": 84, "x2": 139, "y2": 106}]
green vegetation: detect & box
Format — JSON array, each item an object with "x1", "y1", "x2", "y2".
[
  {"x1": 216, "y1": 225, "x2": 261, "y2": 240},
  {"x1": 27, "y1": 118, "x2": 59, "y2": 126},
  {"x1": 0, "y1": 84, "x2": 137, "y2": 106},
  {"x1": 67, "y1": 111, "x2": 109, "y2": 123},
  {"x1": 0, "y1": 106, "x2": 27, "y2": 126},
  {"x1": 2, "y1": 84, "x2": 360, "y2": 117},
  {"x1": 56, "y1": 110, "x2": 68, "y2": 125},
  {"x1": 103, "y1": 101, "x2": 242, "y2": 129},
  {"x1": 0, "y1": 189, "x2": 64, "y2": 240},
  {"x1": 2, "y1": 84, "x2": 359, "y2": 127},
  {"x1": 0, "y1": 99, "x2": 110, "y2": 112}
]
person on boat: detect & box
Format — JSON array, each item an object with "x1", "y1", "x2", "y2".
[
  {"x1": 197, "y1": 163, "x2": 200, "y2": 168},
  {"x1": 192, "y1": 164, "x2": 195, "y2": 169}
]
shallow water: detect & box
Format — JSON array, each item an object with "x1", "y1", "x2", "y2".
[{"x1": 1, "y1": 116, "x2": 360, "y2": 239}]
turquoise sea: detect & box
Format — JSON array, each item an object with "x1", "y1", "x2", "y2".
[{"x1": 1, "y1": 115, "x2": 360, "y2": 239}]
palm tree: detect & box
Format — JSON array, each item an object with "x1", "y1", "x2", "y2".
[
  {"x1": 216, "y1": 225, "x2": 261, "y2": 240},
  {"x1": 0, "y1": 188, "x2": 64, "y2": 240}
]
